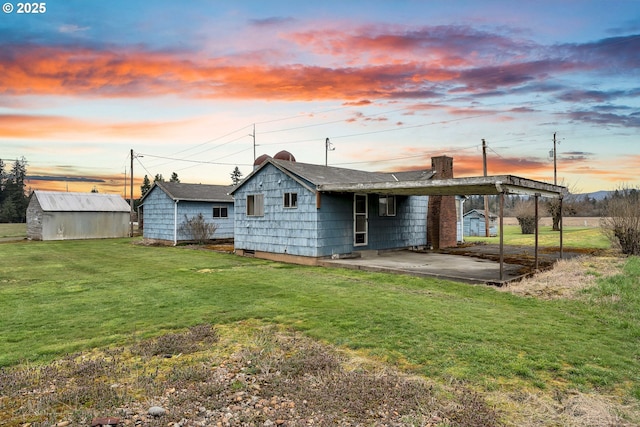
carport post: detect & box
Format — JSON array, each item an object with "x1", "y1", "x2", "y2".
[
  {"x1": 499, "y1": 192, "x2": 504, "y2": 281},
  {"x1": 559, "y1": 196, "x2": 564, "y2": 259},
  {"x1": 534, "y1": 193, "x2": 539, "y2": 271}
]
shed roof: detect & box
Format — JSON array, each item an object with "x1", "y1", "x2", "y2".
[
  {"x1": 464, "y1": 209, "x2": 498, "y2": 219},
  {"x1": 32, "y1": 191, "x2": 131, "y2": 212},
  {"x1": 147, "y1": 182, "x2": 234, "y2": 203}
]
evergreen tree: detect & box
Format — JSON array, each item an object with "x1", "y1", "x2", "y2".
[
  {"x1": 0, "y1": 158, "x2": 5, "y2": 206},
  {"x1": 154, "y1": 173, "x2": 164, "y2": 182},
  {"x1": 230, "y1": 166, "x2": 243, "y2": 185},
  {"x1": 170, "y1": 172, "x2": 180, "y2": 183},
  {"x1": 140, "y1": 175, "x2": 151, "y2": 196},
  {"x1": 0, "y1": 158, "x2": 28, "y2": 223}
]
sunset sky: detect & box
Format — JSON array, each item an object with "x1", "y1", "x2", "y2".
[{"x1": 1, "y1": 0, "x2": 639, "y2": 197}]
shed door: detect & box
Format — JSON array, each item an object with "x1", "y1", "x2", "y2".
[{"x1": 354, "y1": 194, "x2": 368, "y2": 246}]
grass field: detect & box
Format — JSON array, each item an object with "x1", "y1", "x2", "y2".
[
  {"x1": 0, "y1": 238, "x2": 637, "y2": 396},
  {"x1": 0, "y1": 223, "x2": 25, "y2": 238},
  {"x1": 465, "y1": 224, "x2": 611, "y2": 249}
]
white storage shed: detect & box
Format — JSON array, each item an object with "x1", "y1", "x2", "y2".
[{"x1": 26, "y1": 191, "x2": 131, "y2": 241}]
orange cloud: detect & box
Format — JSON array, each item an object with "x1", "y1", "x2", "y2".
[
  {"x1": 0, "y1": 44, "x2": 459, "y2": 102},
  {"x1": 26, "y1": 169, "x2": 143, "y2": 197},
  {"x1": 0, "y1": 113, "x2": 195, "y2": 140}
]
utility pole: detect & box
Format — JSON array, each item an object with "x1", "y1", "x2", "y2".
[
  {"x1": 250, "y1": 124, "x2": 256, "y2": 162},
  {"x1": 482, "y1": 139, "x2": 490, "y2": 237},
  {"x1": 130, "y1": 149, "x2": 134, "y2": 237},
  {"x1": 553, "y1": 132, "x2": 557, "y2": 185},
  {"x1": 325, "y1": 137, "x2": 334, "y2": 166}
]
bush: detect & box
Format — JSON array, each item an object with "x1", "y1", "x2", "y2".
[
  {"x1": 513, "y1": 199, "x2": 538, "y2": 234},
  {"x1": 179, "y1": 213, "x2": 218, "y2": 244},
  {"x1": 601, "y1": 188, "x2": 640, "y2": 255}
]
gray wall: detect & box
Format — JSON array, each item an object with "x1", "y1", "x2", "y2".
[
  {"x1": 30, "y1": 212, "x2": 128, "y2": 240},
  {"x1": 142, "y1": 186, "x2": 234, "y2": 242}
]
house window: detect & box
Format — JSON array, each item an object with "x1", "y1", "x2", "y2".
[
  {"x1": 283, "y1": 192, "x2": 298, "y2": 208},
  {"x1": 213, "y1": 206, "x2": 228, "y2": 218},
  {"x1": 247, "y1": 194, "x2": 264, "y2": 216},
  {"x1": 379, "y1": 195, "x2": 396, "y2": 216}
]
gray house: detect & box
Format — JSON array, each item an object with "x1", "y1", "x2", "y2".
[
  {"x1": 463, "y1": 209, "x2": 498, "y2": 237},
  {"x1": 139, "y1": 182, "x2": 234, "y2": 244},
  {"x1": 26, "y1": 190, "x2": 131, "y2": 241},
  {"x1": 230, "y1": 154, "x2": 455, "y2": 264}
]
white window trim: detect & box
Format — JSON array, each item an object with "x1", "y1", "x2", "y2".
[
  {"x1": 379, "y1": 195, "x2": 397, "y2": 217},
  {"x1": 283, "y1": 192, "x2": 298, "y2": 209},
  {"x1": 354, "y1": 194, "x2": 368, "y2": 246},
  {"x1": 247, "y1": 194, "x2": 264, "y2": 217},
  {"x1": 213, "y1": 205, "x2": 228, "y2": 218}
]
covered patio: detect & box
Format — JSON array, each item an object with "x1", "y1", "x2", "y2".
[{"x1": 318, "y1": 175, "x2": 567, "y2": 283}]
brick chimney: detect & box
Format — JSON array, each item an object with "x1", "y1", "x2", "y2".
[{"x1": 427, "y1": 156, "x2": 457, "y2": 249}]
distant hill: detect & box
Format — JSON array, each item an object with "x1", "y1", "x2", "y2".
[
  {"x1": 582, "y1": 190, "x2": 613, "y2": 201},
  {"x1": 565, "y1": 190, "x2": 612, "y2": 203}
]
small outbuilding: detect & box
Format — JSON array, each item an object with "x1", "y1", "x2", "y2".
[
  {"x1": 139, "y1": 182, "x2": 234, "y2": 245},
  {"x1": 26, "y1": 190, "x2": 131, "y2": 241},
  {"x1": 463, "y1": 209, "x2": 498, "y2": 237}
]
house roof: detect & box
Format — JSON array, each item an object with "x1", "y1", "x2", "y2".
[
  {"x1": 230, "y1": 158, "x2": 434, "y2": 194},
  {"x1": 32, "y1": 191, "x2": 131, "y2": 212},
  {"x1": 269, "y1": 159, "x2": 435, "y2": 185},
  {"x1": 146, "y1": 182, "x2": 234, "y2": 203},
  {"x1": 231, "y1": 158, "x2": 566, "y2": 198}
]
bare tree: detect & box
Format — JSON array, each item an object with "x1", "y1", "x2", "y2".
[
  {"x1": 179, "y1": 213, "x2": 218, "y2": 244},
  {"x1": 601, "y1": 187, "x2": 640, "y2": 255},
  {"x1": 546, "y1": 181, "x2": 578, "y2": 231},
  {"x1": 513, "y1": 198, "x2": 538, "y2": 234}
]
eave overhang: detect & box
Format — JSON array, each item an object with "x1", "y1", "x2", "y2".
[{"x1": 316, "y1": 175, "x2": 566, "y2": 198}]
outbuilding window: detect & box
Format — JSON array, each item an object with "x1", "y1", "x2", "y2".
[
  {"x1": 247, "y1": 194, "x2": 264, "y2": 216},
  {"x1": 213, "y1": 206, "x2": 228, "y2": 218},
  {"x1": 379, "y1": 195, "x2": 396, "y2": 216},
  {"x1": 283, "y1": 192, "x2": 298, "y2": 208}
]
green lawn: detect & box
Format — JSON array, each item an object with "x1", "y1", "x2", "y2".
[
  {"x1": 0, "y1": 223, "x2": 25, "y2": 238},
  {"x1": 0, "y1": 238, "x2": 637, "y2": 402},
  {"x1": 465, "y1": 224, "x2": 611, "y2": 249}
]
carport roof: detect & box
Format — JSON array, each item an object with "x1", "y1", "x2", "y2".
[{"x1": 317, "y1": 175, "x2": 566, "y2": 198}]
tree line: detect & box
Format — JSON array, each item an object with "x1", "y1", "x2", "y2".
[{"x1": 0, "y1": 158, "x2": 29, "y2": 223}]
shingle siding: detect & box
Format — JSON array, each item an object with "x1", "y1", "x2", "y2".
[
  {"x1": 233, "y1": 163, "x2": 429, "y2": 259},
  {"x1": 234, "y1": 164, "x2": 320, "y2": 256},
  {"x1": 142, "y1": 185, "x2": 234, "y2": 242},
  {"x1": 142, "y1": 187, "x2": 176, "y2": 241}
]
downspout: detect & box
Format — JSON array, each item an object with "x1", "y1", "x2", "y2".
[
  {"x1": 459, "y1": 196, "x2": 465, "y2": 243},
  {"x1": 173, "y1": 199, "x2": 178, "y2": 246}
]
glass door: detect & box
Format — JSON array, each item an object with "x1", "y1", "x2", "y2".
[{"x1": 354, "y1": 194, "x2": 368, "y2": 246}]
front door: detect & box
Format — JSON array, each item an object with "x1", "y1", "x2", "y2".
[{"x1": 354, "y1": 194, "x2": 368, "y2": 246}]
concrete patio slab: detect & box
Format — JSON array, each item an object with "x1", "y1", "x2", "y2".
[{"x1": 319, "y1": 249, "x2": 525, "y2": 285}]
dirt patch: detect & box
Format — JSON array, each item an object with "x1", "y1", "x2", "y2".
[
  {"x1": 0, "y1": 324, "x2": 498, "y2": 427},
  {"x1": 496, "y1": 255, "x2": 625, "y2": 300}
]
